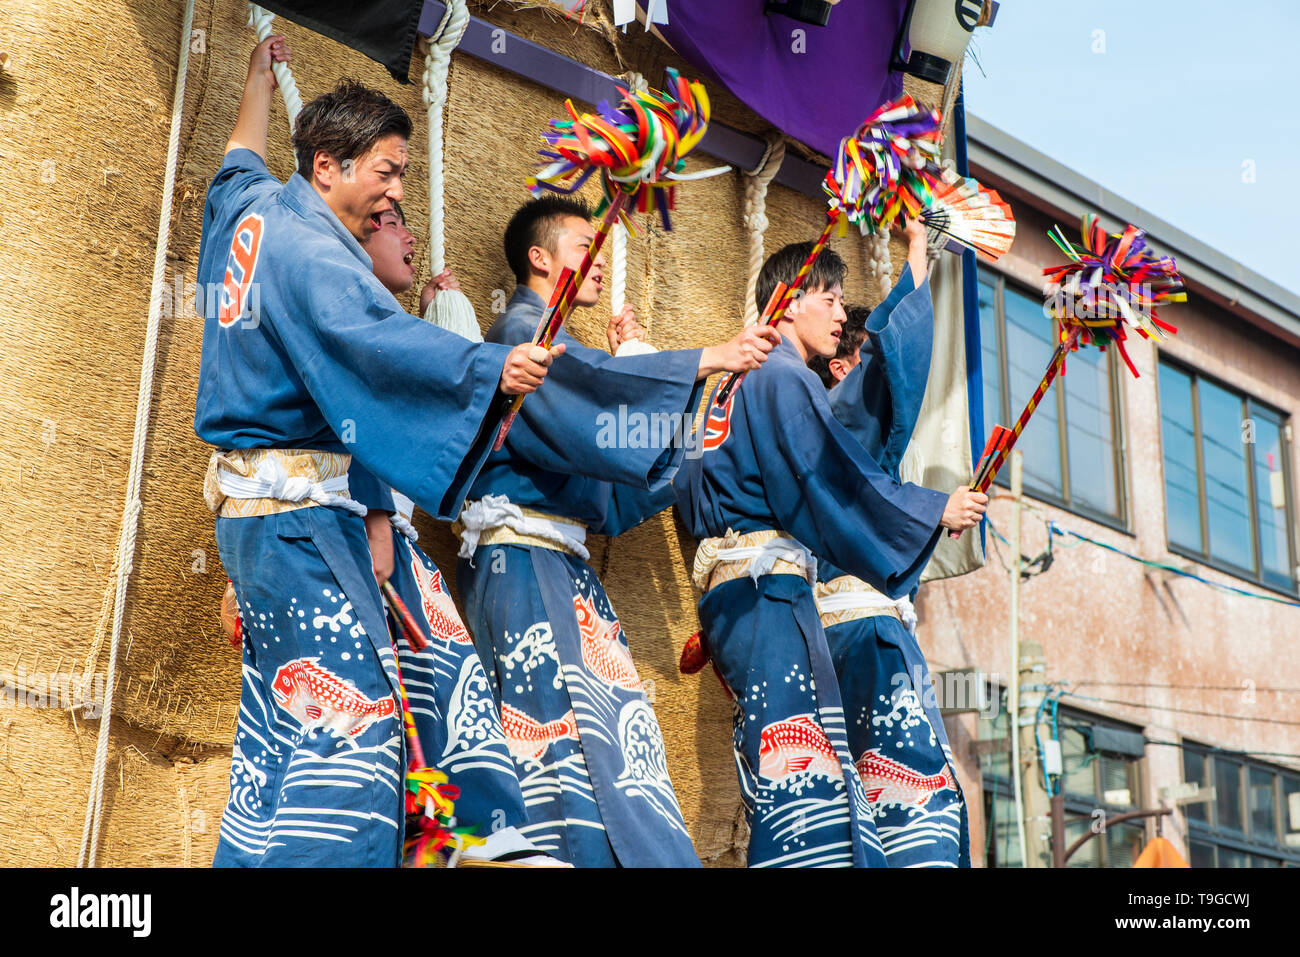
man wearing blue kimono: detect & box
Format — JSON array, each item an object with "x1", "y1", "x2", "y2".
[
  {"x1": 812, "y1": 223, "x2": 971, "y2": 866},
  {"x1": 455, "y1": 196, "x2": 780, "y2": 866},
  {"x1": 675, "y1": 237, "x2": 986, "y2": 867},
  {"x1": 196, "y1": 38, "x2": 562, "y2": 867}
]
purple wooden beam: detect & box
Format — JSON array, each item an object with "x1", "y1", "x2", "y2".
[{"x1": 418, "y1": 0, "x2": 826, "y2": 197}]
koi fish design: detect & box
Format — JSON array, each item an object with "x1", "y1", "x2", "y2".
[
  {"x1": 500, "y1": 703, "x2": 579, "y2": 762},
  {"x1": 573, "y1": 593, "x2": 641, "y2": 691},
  {"x1": 410, "y1": 559, "x2": 472, "y2": 644},
  {"x1": 855, "y1": 748, "x2": 955, "y2": 807},
  {"x1": 758, "y1": 714, "x2": 843, "y2": 781},
  {"x1": 271, "y1": 657, "x2": 396, "y2": 743}
]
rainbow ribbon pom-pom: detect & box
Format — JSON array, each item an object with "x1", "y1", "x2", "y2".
[
  {"x1": 1043, "y1": 213, "x2": 1187, "y2": 377},
  {"x1": 527, "y1": 67, "x2": 723, "y2": 231}
]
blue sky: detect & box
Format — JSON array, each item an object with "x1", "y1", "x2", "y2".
[{"x1": 963, "y1": 0, "x2": 1300, "y2": 297}]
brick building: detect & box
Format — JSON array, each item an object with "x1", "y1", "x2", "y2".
[{"x1": 924, "y1": 117, "x2": 1300, "y2": 867}]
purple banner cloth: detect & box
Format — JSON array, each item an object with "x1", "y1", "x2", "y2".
[{"x1": 656, "y1": 0, "x2": 907, "y2": 157}]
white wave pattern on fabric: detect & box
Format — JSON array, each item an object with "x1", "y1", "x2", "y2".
[
  {"x1": 499, "y1": 622, "x2": 566, "y2": 692},
  {"x1": 613, "y1": 699, "x2": 692, "y2": 838},
  {"x1": 438, "y1": 654, "x2": 520, "y2": 777}
]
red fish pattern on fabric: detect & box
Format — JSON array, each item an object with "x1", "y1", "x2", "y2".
[
  {"x1": 855, "y1": 748, "x2": 955, "y2": 807},
  {"x1": 758, "y1": 714, "x2": 843, "y2": 781},
  {"x1": 410, "y1": 557, "x2": 472, "y2": 644},
  {"x1": 271, "y1": 657, "x2": 397, "y2": 743},
  {"x1": 500, "y1": 703, "x2": 580, "y2": 761},
  {"x1": 573, "y1": 593, "x2": 641, "y2": 690}
]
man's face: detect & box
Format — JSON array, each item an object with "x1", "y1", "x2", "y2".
[
  {"x1": 537, "y1": 215, "x2": 604, "y2": 307},
  {"x1": 314, "y1": 133, "x2": 408, "y2": 242},
  {"x1": 361, "y1": 209, "x2": 415, "y2": 294},
  {"x1": 782, "y1": 282, "x2": 846, "y2": 361}
]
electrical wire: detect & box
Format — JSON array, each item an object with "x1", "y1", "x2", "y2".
[
  {"x1": 1048, "y1": 522, "x2": 1300, "y2": 608},
  {"x1": 1059, "y1": 689, "x2": 1300, "y2": 728},
  {"x1": 1143, "y1": 739, "x2": 1300, "y2": 765},
  {"x1": 1074, "y1": 680, "x2": 1300, "y2": 695}
]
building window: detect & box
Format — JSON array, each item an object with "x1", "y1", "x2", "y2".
[
  {"x1": 1181, "y1": 744, "x2": 1300, "y2": 867},
  {"x1": 1157, "y1": 359, "x2": 1297, "y2": 594},
  {"x1": 979, "y1": 704, "x2": 1144, "y2": 867},
  {"x1": 977, "y1": 267, "x2": 1126, "y2": 524}
]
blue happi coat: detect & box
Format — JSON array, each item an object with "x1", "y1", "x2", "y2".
[
  {"x1": 196, "y1": 149, "x2": 514, "y2": 867},
  {"x1": 457, "y1": 286, "x2": 704, "y2": 867},
  {"x1": 384, "y1": 525, "x2": 532, "y2": 838},
  {"x1": 675, "y1": 331, "x2": 947, "y2": 867},
  {"x1": 822, "y1": 264, "x2": 970, "y2": 867}
]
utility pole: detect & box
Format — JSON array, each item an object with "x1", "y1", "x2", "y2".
[
  {"x1": 1007, "y1": 451, "x2": 1028, "y2": 864},
  {"x1": 1018, "y1": 639, "x2": 1053, "y2": 866},
  {"x1": 1006, "y1": 450, "x2": 1053, "y2": 866}
]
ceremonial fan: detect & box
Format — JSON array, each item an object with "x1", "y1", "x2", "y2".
[
  {"x1": 493, "y1": 69, "x2": 723, "y2": 449},
  {"x1": 919, "y1": 170, "x2": 1017, "y2": 261},
  {"x1": 969, "y1": 214, "x2": 1187, "y2": 496}
]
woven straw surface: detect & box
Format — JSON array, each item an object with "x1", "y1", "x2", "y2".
[{"x1": 0, "y1": 0, "x2": 945, "y2": 865}]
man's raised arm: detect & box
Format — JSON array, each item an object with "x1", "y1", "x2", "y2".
[{"x1": 226, "y1": 35, "x2": 289, "y2": 158}]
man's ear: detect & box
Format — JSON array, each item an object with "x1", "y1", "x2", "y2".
[
  {"x1": 527, "y1": 244, "x2": 552, "y2": 278},
  {"x1": 829, "y1": 357, "x2": 849, "y2": 382},
  {"x1": 312, "y1": 150, "x2": 334, "y2": 188}
]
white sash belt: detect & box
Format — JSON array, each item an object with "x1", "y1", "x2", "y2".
[
  {"x1": 210, "y1": 452, "x2": 366, "y2": 517},
  {"x1": 692, "y1": 528, "x2": 817, "y2": 591},
  {"x1": 456, "y1": 494, "x2": 590, "y2": 561},
  {"x1": 815, "y1": 578, "x2": 917, "y2": 635}
]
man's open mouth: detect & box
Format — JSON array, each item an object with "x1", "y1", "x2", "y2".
[{"x1": 402, "y1": 251, "x2": 414, "y2": 266}]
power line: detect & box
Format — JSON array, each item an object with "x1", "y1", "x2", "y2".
[
  {"x1": 1047, "y1": 522, "x2": 1300, "y2": 608},
  {"x1": 1143, "y1": 739, "x2": 1300, "y2": 765},
  {"x1": 1073, "y1": 680, "x2": 1300, "y2": 695},
  {"x1": 1059, "y1": 689, "x2": 1300, "y2": 728}
]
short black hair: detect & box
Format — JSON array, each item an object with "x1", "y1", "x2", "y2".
[
  {"x1": 808, "y1": 304, "x2": 871, "y2": 388},
  {"x1": 503, "y1": 196, "x2": 593, "y2": 284},
  {"x1": 292, "y1": 79, "x2": 412, "y2": 180},
  {"x1": 756, "y1": 241, "x2": 848, "y2": 320},
  {"x1": 390, "y1": 200, "x2": 405, "y2": 225}
]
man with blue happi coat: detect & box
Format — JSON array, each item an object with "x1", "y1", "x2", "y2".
[
  {"x1": 811, "y1": 222, "x2": 972, "y2": 867},
  {"x1": 675, "y1": 235, "x2": 986, "y2": 867},
  {"x1": 454, "y1": 195, "x2": 780, "y2": 867},
  {"x1": 195, "y1": 38, "x2": 564, "y2": 867}
]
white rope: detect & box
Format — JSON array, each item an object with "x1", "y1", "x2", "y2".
[
  {"x1": 77, "y1": 0, "x2": 195, "y2": 868},
  {"x1": 868, "y1": 229, "x2": 893, "y2": 299},
  {"x1": 609, "y1": 71, "x2": 652, "y2": 353},
  {"x1": 247, "y1": 5, "x2": 304, "y2": 142},
  {"x1": 741, "y1": 134, "x2": 784, "y2": 327},
  {"x1": 420, "y1": 1, "x2": 481, "y2": 341}
]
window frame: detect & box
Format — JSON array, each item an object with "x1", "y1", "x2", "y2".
[
  {"x1": 978, "y1": 266, "x2": 1131, "y2": 533},
  {"x1": 1180, "y1": 742, "x2": 1300, "y2": 867},
  {"x1": 979, "y1": 700, "x2": 1146, "y2": 867},
  {"x1": 1156, "y1": 355, "x2": 1298, "y2": 597}
]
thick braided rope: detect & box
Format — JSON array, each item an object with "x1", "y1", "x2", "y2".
[
  {"x1": 420, "y1": 2, "x2": 481, "y2": 340},
  {"x1": 868, "y1": 228, "x2": 893, "y2": 298},
  {"x1": 741, "y1": 134, "x2": 784, "y2": 327},
  {"x1": 78, "y1": 0, "x2": 195, "y2": 868},
  {"x1": 248, "y1": 5, "x2": 304, "y2": 139},
  {"x1": 609, "y1": 71, "x2": 648, "y2": 321}
]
